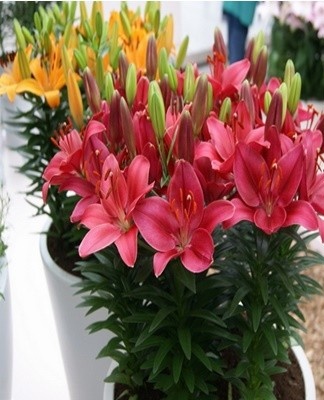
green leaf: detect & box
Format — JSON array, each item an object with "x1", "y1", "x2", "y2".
[
  {"x1": 172, "y1": 353, "x2": 184, "y2": 383},
  {"x1": 182, "y1": 366, "x2": 195, "y2": 393},
  {"x1": 149, "y1": 307, "x2": 176, "y2": 333},
  {"x1": 189, "y1": 309, "x2": 226, "y2": 327},
  {"x1": 153, "y1": 340, "x2": 173, "y2": 374},
  {"x1": 242, "y1": 329, "x2": 254, "y2": 353},
  {"x1": 263, "y1": 326, "x2": 278, "y2": 355},
  {"x1": 224, "y1": 286, "x2": 250, "y2": 319},
  {"x1": 173, "y1": 265, "x2": 196, "y2": 293},
  {"x1": 270, "y1": 296, "x2": 290, "y2": 330},
  {"x1": 259, "y1": 276, "x2": 269, "y2": 305},
  {"x1": 192, "y1": 344, "x2": 212, "y2": 371},
  {"x1": 251, "y1": 303, "x2": 262, "y2": 332},
  {"x1": 177, "y1": 327, "x2": 192, "y2": 360}
]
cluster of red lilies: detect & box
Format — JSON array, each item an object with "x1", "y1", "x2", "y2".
[{"x1": 42, "y1": 29, "x2": 324, "y2": 278}]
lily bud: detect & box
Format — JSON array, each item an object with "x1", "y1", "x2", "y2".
[
  {"x1": 146, "y1": 34, "x2": 157, "y2": 81},
  {"x1": 219, "y1": 97, "x2": 232, "y2": 124},
  {"x1": 175, "y1": 35, "x2": 189, "y2": 69},
  {"x1": 213, "y1": 28, "x2": 227, "y2": 61},
  {"x1": 43, "y1": 31, "x2": 52, "y2": 55},
  {"x1": 110, "y1": 21, "x2": 120, "y2": 71},
  {"x1": 253, "y1": 45, "x2": 267, "y2": 88},
  {"x1": 120, "y1": 97, "x2": 136, "y2": 159},
  {"x1": 158, "y1": 47, "x2": 168, "y2": 80},
  {"x1": 74, "y1": 48, "x2": 87, "y2": 70},
  {"x1": 64, "y1": 21, "x2": 73, "y2": 47},
  {"x1": 287, "y1": 72, "x2": 301, "y2": 115},
  {"x1": 159, "y1": 75, "x2": 172, "y2": 110},
  {"x1": 110, "y1": 90, "x2": 122, "y2": 147},
  {"x1": 67, "y1": 69, "x2": 83, "y2": 130},
  {"x1": 240, "y1": 80, "x2": 255, "y2": 123},
  {"x1": 252, "y1": 31, "x2": 265, "y2": 64},
  {"x1": 13, "y1": 19, "x2": 26, "y2": 50},
  {"x1": 284, "y1": 59, "x2": 295, "y2": 91},
  {"x1": 177, "y1": 110, "x2": 194, "y2": 163},
  {"x1": 68, "y1": 1, "x2": 77, "y2": 21},
  {"x1": 120, "y1": 9, "x2": 132, "y2": 40},
  {"x1": 126, "y1": 63, "x2": 137, "y2": 107},
  {"x1": 192, "y1": 74, "x2": 208, "y2": 136},
  {"x1": 79, "y1": 1, "x2": 88, "y2": 25},
  {"x1": 207, "y1": 82, "x2": 213, "y2": 115},
  {"x1": 103, "y1": 72, "x2": 114, "y2": 103},
  {"x1": 184, "y1": 63, "x2": 195, "y2": 103},
  {"x1": 95, "y1": 11, "x2": 103, "y2": 39},
  {"x1": 278, "y1": 82, "x2": 288, "y2": 125},
  {"x1": 22, "y1": 27, "x2": 35, "y2": 46},
  {"x1": 265, "y1": 90, "x2": 283, "y2": 133},
  {"x1": 83, "y1": 19, "x2": 93, "y2": 40},
  {"x1": 83, "y1": 67, "x2": 101, "y2": 114},
  {"x1": 17, "y1": 49, "x2": 31, "y2": 79},
  {"x1": 91, "y1": 1, "x2": 103, "y2": 29},
  {"x1": 62, "y1": 44, "x2": 72, "y2": 82},
  {"x1": 95, "y1": 57, "x2": 105, "y2": 92},
  {"x1": 53, "y1": 4, "x2": 63, "y2": 25},
  {"x1": 118, "y1": 51, "x2": 129, "y2": 91},
  {"x1": 148, "y1": 81, "x2": 166, "y2": 140},
  {"x1": 264, "y1": 90, "x2": 272, "y2": 114},
  {"x1": 46, "y1": 16, "x2": 54, "y2": 35},
  {"x1": 34, "y1": 12, "x2": 42, "y2": 33},
  {"x1": 166, "y1": 63, "x2": 178, "y2": 92}
]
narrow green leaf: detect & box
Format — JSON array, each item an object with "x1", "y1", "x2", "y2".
[
  {"x1": 172, "y1": 353, "x2": 184, "y2": 383},
  {"x1": 173, "y1": 264, "x2": 196, "y2": 293},
  {"x1": 192, "y1": 344, "x2": 212, "y2": 371},
  {"x1": 251, "y1": 303, "x2": 262, "y2": 332},
  {"x1": 153, "y1": 340, "x2": 173, "y2": 374},
  {"x1": 270, "y1": 296, "x2": 290, "y2": 330},
  {"x1": 182, "y1": 366, "x2": 195, "y2": 393},
  {"x1": 263, "y1": 326, "x2": 278, "y2": 355},
  {"x1": 224, "y1": 286, "x2": 250, "y2": 318},
  {"x1": 259, "y1": 276, "x2": 269, "y2": 304},
  {"x1": 189, "y1": 309, "x2": 226, "y2": 327},
  {"x1": 149, "y1": 307, "x2": 176, "y2": 333},
  {"x1": 177, "y1": 327, "x2": 192, "y2": 360},
  {"x1": 242, "y1": 329, "x2": 254, "y2": 353}
]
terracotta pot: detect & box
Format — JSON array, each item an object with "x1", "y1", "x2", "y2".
[
  {"x1": 0, "y1": 257, "x2": 12, "y2": 400},
  {"x1": 102, "y1": 345, "x2": 316, "y2": 400},
  {"x1": 40, "y1": 218, "x2": 114, "y2": 400}
]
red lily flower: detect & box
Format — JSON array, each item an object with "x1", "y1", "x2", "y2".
[
  {"x1": 226, "y1": 142, "x2": 318, "y2": 234},
  {"x1": 78, "y1": 154, "x2": 153, "y2": 267},
  {"x1": 133, "y1": 160, "x2": 234, "y2": 276}
]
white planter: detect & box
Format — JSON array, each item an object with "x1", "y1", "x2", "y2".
[
  {"x1": 40, "y1": 219, "x2": 113, "y2": 400},
  {"x1": 102, "y1": 345, "x2": 316, "y2": 400},
  {"x1": 0, "y1": 257, "x2": 12, "y2": 400}
]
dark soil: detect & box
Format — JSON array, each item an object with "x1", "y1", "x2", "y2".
[{"x1": 114, "y1": 349, "x2": 304, "y2": 399}]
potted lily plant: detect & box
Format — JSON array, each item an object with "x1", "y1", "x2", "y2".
[
  {"x1": 42, "y1": 23, "x2": 324, "y2": 400},
  {"x1": 0, "y1": 1, "x2": 186, "y2": 399}
]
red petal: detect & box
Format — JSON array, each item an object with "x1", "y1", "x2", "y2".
[
  {"x1": 181, "y1": 228, "x2": 213, "y2": 273},
  {"x1": 254, "y1": 206, "x2": 286, "y2": 234},
  {"x1": 115, "y1": 226, "x2": 138, "y2": 267},
  {"x1": 201, "y1": 200, "x2": 234, "y2": 233},
  {"x1": 79, "y1": 224, "x2": 120, "y2": 257},
  {"x1": 153, "y1": 249, "x2": 178, "y2": 277},
  {"x1": 283, "y1": 201, "x2": 318, "y2": 231}
]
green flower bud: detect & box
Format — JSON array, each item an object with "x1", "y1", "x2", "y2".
[
  {"x1": 264, "y1": 90, "x2": 272, "y2": 114},
  {"x1": 118, "y1": 51, "x2": 129, "y2": 91},
  {"x1": 83, "y1": 19, "x2": 93, "y2": 40},
  {"x1": 287, "y1": 72, "x2": 301, "y2": 115},
  {"x1": 284, "y1": 59, "x2": 295, "y2": 91},
  {"x1": 109, "y1": 21, "x2": 120, "y2": 71},
  {"x1": 219, "y1": 97, "x2": 232, "y2": 123},
  {"x1": 95, "y1": 57, "x2": 105, "y2": 92},
  {"x1": 126, "y1": 63, "x2": 137, "y2": 106},
  {"x1": 80, "y1": 1, "x2": 88, "y2": 25},
  {"x1": 279, "y1": 82, "x2": 287, "y2": 125},
  {"x1": 95, "y1": 11, "x2": 103, "y2": 39},
  {"x1": 184, "y1": 63, "x2": 195, "y2": 103},
  {"x1": 240, "y1": 80, "x2": 255, "y2": 122},
  {"x1": 252, "y1": 31, "x2": 265, "y2": 64},
  {"x1": 53, "y1": 4, "x2": 63, "y2": 25},
  {"x1": 68, "y1": 1, "x2": 77, "y2": 21},
  {"x1": 43, "y1": 31, "x2": 52, "y2": 55},
  {"x1": 13, "y1": 19, "x2": 26, "y2": 50},
  {"x1": 166, "y1": 63, "x2": 178, "y2": 93},
  {"x1": 17, "y1": 49, "x2": 31, "y2": 79},
  {"x1": 175, "y1": 35, "x2": 189, "y2": 69},
  {"x1": 34, "y1": 11, "x2": 42, "y2": 33},
  {"x1": 253, "y1": 45, "x2": 267, "y2": 88},
  {"x1": 177, "y1": 110, "x2": 194, "y2": 163},
  {"x1": 104, "y1": 72, "x2": 114, "y2": 103},
  {"x1": 74, "y1": 48, "x2": 87, "y2": 70},
  {"x1": 22, "y1": 27, "x2": 35, "y2": 46},
  {"x1": 46, "y1": 16, "x2": 54, "y2": 35},
  {"x1": 120, "y1": 10, "x2": 132, "y2": 40},
  {"x1": 265, "y1": 90, "x2": 283, "y2": 132},
  {"x1": 207, "y1": 81, "x2": 213, "y2": 115},
  {"x1": 148, "y1": 81, "x2": 166, "y2": 140},
  {"x1": 158, "y1": 47, "x2": 168, "y2": 80},
  {"x1": 64, "y1": 21, "x2": 73, "y2": 47}
]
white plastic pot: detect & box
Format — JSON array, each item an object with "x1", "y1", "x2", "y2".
[
  {"x1": 102, "y1": 345, "x2": 316, "y2": 400},
  {"x1": 40, "y1": 219, "x2": 113, "y2": 400},
  {"x1": 0, "y1": 257, "x2": 12, "y2": 400}
]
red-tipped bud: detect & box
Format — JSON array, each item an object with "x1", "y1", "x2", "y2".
[
  {"x1": 146, "y1": 34, "x2": 157, "y2": 81},
  {"x1": 192, "y1": 74, "x2": 208, "y2": 136},
  {"x1": 177, "y1": 110, "x2": 194, "y2": 163},
  {"x1": 120, "y1": 97, "x2": 136, "y2": 159},
  {"x1": 213, "y1": 27, "x2": 227, "y2": 62},
  {"x1": 83, "y1": 67, "x2": 101, "y2": 114},
  {"x1": 118, "y1": 50, "x2": 129, "y2": 91},
  {"x1": 240, "y1": 80, "x2": 255, "y2": 123},
  {"x1": 109, "y1": 90, "x2": 122, "y2": 149},
  {"x1": 253, "y1": 45, "x2": 268, "y2": 88},
  {"x1": 265, "y1": 90, "x2": 283, "y2": 133}
]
